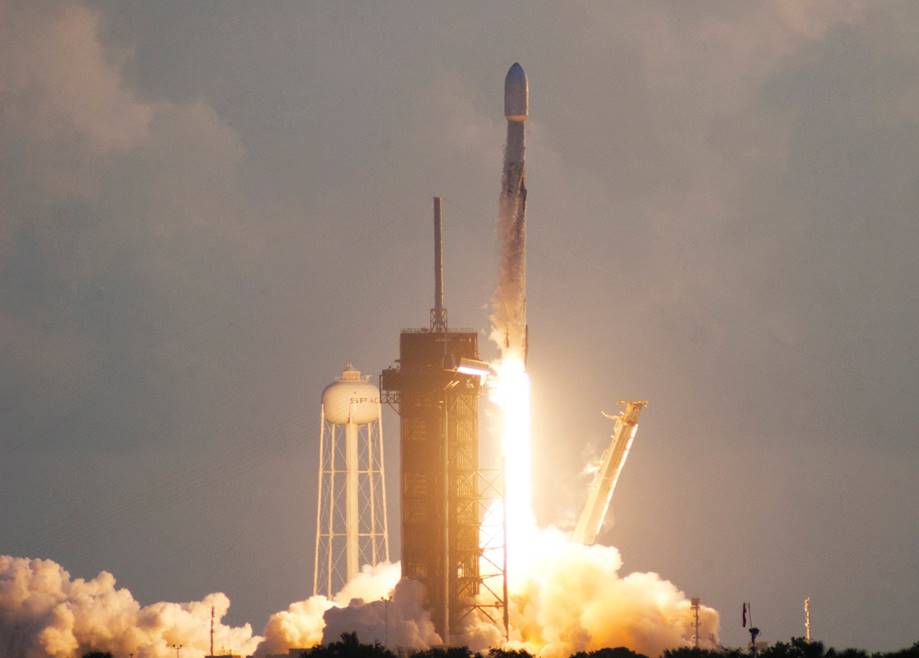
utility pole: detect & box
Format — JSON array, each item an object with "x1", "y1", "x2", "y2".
[
  {"x1": 749, "y1": 627, "x2": 760, "y2": 657},
  {"x1": 381, "y1": 594, "x2": 392, "y2": 647},
  {"x1": 804, "y1": 597, "x2": 812, "y2": 642},
  {"x1": 743, "y1": 601, "x2": 759, "y2": 657},
  {"x1": 210, "y1": 605, "x2": 215, "y2": 657}
]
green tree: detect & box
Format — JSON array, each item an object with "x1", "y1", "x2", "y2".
[
  {"x1": 761, "y1": 638, "x2": 826, "y2": 658},
  {"x1": 663, "y1": 648, "x2": 726, "y2": 658},
  {"x1": 571, "y1": 647, "x2": 649, "y2": 658},
  {"x1": 487, "y1": 649, "x2": 534, "y2": 658},
  {"x1": 871, "y1": 641, "x2": 919, "y2": 658},
  {"x1": 412, "y1": 646, "x2": 475, "y2": 658},
  {"x1": 298, "y1": 632, "x2": 395, "y2": 658},
  {"x1": 828, "y1": 650, "x2": 869, "y2": 658}
]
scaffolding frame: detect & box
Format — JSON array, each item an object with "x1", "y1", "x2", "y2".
[{"x1": 313, "y1": 403, "x2": 389, "y2": 597}]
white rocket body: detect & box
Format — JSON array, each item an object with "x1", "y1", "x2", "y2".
[
  {"x1": 504, "y1": 63, "x2": 528, "y2": 122},
  {"x1": 494, "y1": 63, "x2": 529, "y2": 361}
]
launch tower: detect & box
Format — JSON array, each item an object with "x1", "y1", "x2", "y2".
[{"x1": 381, "y1": 198, "x2": 490, "y2": 642}]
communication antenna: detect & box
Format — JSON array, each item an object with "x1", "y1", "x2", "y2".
[
  {"x1": 804, "y1": 597, "x2": 812, "y2": 642},
  {"x1": 749, "y1": 627, "x2": 760, "y2": 657},
  {"x1": 743, "y1": 601, "x2": 760, "y2": 657}
]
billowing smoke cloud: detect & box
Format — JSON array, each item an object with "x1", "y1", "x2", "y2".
[
  {"x1": 257, "y1": 562, "x2": 439, "y2": 655},
  {"x1": 502, "y1": 528, "x2": 718, "y2": 658},
  {"x1": 0, "y1": 543, "x2": 715, "y2": 658},
  {"x1": 0, "y1": 555, "x2": 261, "y2": 658},
  {"x1": 322, "y1": 578, "x2": 441, "y2": 650},
  {"x1": 257, "y1": 528, "x2": 718, "y2": 657}
]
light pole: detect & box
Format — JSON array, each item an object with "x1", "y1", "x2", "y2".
[
  {"x1": 749, "y1": 628, "x2": 760, "y2": 657},
  {"x1": 168, "y1": 643, "x2": 183, "y2": 658},
  {"x1": 381, "y1": 594, "x2": 393, "y2": 647}
]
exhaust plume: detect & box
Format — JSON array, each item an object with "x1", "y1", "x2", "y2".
[
  {"x1": 501, "y1": 528, "x2": 719, "y2": 658},
  {"x1": 0, "y1": 555, "x2": 261, "y2": 658},
  {"x1": 257, "y1": 562, "x2": 439, "y2": 655},
  {"x1": 322, "y1": 578, "x2": 441, "y2": 650},
  {"x1": 256, "y1": 529, "x2": 720, "y2": 657}
]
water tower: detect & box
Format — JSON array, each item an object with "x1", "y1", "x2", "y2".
[{"x1": 313, "y1": 364, "x2": 389, "y2": 597}]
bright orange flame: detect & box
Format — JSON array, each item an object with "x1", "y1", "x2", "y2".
[{"x1": 475, "y1": 353, "x2": 722, "y2": 654}]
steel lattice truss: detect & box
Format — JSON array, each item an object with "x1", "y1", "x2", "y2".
[{"x1": 314, "y1": 412, "x2": 389, "y2": 597}]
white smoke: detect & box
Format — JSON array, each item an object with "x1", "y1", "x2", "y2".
[
  {"x1": 0, "y1": 555, "x2": 261, "y2": 658},
  {"x1": 258, "y1": 530, "x2": 718, "y2": 658},
  {"x1": 501, "y1": 528, "x2": 719, "y2": 658},
  {"x1": 257, "y1": 562, "x2": 439, "y2": 655},
  {"x1": 322, "y1": 578, "x2": 441, "y2": 650},
  {"x1": 258, "y1": 597, "x2": 332, "y2": 654}
]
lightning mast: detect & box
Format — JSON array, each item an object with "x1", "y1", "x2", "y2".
[{"x1": 572, "y1": 400, "x2": 647, "y2": 545}]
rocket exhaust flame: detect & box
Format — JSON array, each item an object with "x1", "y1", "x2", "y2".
[{"x1": 489, "y1": 357, "x2": 537, "y2": 571}]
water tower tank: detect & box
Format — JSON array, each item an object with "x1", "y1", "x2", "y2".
[
  {"x1": 314, "y1": 364, "x2": 389, "y2": 598},
  {"x1": 321, "y1": 365, "x2": 380, "y2": 424}
]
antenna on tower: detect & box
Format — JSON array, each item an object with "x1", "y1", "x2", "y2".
[
  {"x1": 430, "y1": 197, "x2": 448, "y2": 332},
  {"x1": 804, "y1": 597, "x2": 812, "y2": 642}
]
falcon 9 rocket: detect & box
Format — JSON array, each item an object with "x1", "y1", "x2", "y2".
[{"x1": 492, "y1": 63, "x2": 529, "y2": 363}]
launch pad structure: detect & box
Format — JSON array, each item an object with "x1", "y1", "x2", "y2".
[{"x1": 381, "y1": 198, "x2": 507, "y2": 643}]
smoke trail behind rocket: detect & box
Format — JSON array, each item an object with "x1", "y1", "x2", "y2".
[{"x1": 491, "y1": 63, "x2": 529, "y2": 361}]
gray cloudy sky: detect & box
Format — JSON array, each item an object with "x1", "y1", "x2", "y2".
[{"x1": 2, "y1": 0, "x2": 918, "y2": 651}]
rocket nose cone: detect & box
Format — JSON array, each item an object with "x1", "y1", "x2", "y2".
[
  {"x1": 504, "y1": 62, "x2": 528, "y2": 121},
  {"x1": 506, "y1": 62, "x2": 527, "y2": 86}
]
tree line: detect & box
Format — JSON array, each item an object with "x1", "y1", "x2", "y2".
[{"x1": 81, "y1": 634, "x2": 919, "y2": 658}]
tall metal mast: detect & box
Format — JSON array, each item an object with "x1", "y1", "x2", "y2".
[{"x1": 431, "y1": 196, "x2": 448, "y2": 332}]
